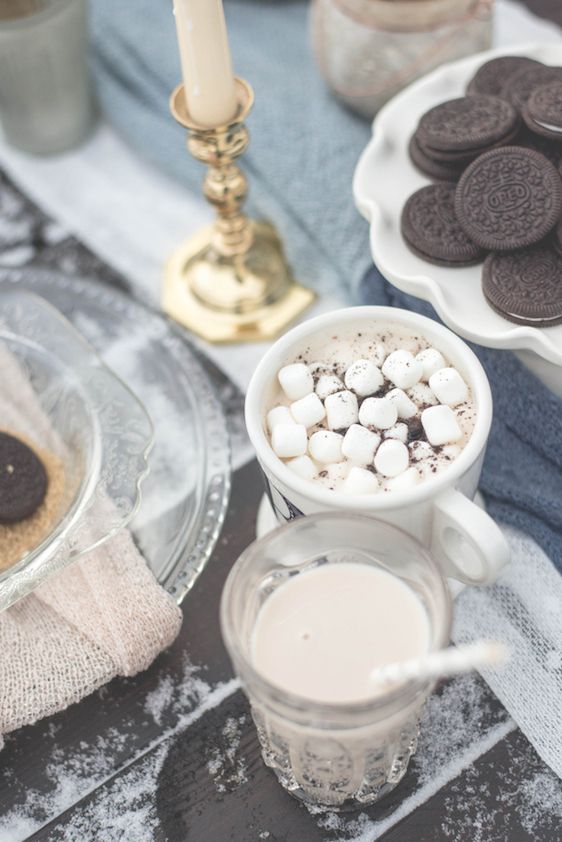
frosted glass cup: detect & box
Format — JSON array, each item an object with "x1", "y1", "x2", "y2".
[
  {"x1": 0, "y1": 0, "x2": 95, "y2": 154},
  {"x1": 220, "y1": 513, "x2": 453, "y2": 810}
]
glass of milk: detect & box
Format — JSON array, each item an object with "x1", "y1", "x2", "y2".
[
  {"x1": 0, "y1": 0, "x2": 95, "y2": 154},
  {"x1": 220, "y1": 512, "x2": 452, "y2": 810}
]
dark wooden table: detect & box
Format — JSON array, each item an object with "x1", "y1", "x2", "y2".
[{"x1": 1, "y1": 5, "x2": 561, "y2": 837}]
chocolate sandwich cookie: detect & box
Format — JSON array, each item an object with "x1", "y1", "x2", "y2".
[
  {"x1": 515, "y1": 125, "x2": 562, "y2": 170},
  {"x1": 455, "y1": 146, "x2": 562, "y2": 251},
  {"x1": 466, "y1": 56, "x2": 542, "y2": 96},
  {"x1": 417, "y1": 95, "x2": 519, "y2": 154},
  {"x1": 482, "y1": 244, "x2": 562, "y2": 326},
  {"x1": 467, "y1": 56, "x2": 542, "y2": 98},
  {"x1": 414, "y1": 136, "x2": 480, "y2": 165},
  {"x1": 0, "y1": 432, "x2": 48, "y2": 523},
  {"x1": 523, "y1": 82, "x2": 562, "y2": 141},
  {"x1": 501, "y1": 64, "x2": 562, "y2": 112},
  {"x1": 555, "y1": 217, "x2": 562, "y2": 255},
  {"x1": 416, "y1": 121, "x2": 520, "y2": 165},
  {"x1": 401, "y1": 184, "x2": 484, "y2": 266},
  {"x1": 408, "y1": 135, "x2": 465, "y2": 182}
]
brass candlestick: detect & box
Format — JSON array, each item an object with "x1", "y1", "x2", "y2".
[{"x1": 162, "y1": 78, "x2": 315, "y2": 343}]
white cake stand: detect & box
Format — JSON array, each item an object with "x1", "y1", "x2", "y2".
[{"x1": 353, "y1": 43, "x2": 562, "y2": 396}]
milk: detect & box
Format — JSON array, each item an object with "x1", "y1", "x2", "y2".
[{"x1": 251, "y1": 561, "x2": 431, "y2": 704}]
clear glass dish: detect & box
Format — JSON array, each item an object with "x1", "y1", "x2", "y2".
[
  {"x1": 0, "y1": 269, "x2": 232, "y2": 605},
  {"x1": 0, "y1": 288, "x2": 153, "y2": 610}
]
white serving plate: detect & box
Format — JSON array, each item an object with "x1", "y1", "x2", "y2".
[{"x1": 353, "y1": 43, "x2": 562, "y2": 395}]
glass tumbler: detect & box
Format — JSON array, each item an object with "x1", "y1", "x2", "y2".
[
  {"x1": 220, "y1": 513, "x2": 452, "y2": 810},
  {"x1": 0, "y1": 0, "x2": 95, "y2": 154}
]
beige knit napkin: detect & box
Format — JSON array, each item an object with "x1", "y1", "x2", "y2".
[{"x1": 0, "y1": 347, "x2": 182, "y2": 748}]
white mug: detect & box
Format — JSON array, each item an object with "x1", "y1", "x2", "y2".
[{"x1": 245, "y1": 306, "x2": 510, "y2": 585}]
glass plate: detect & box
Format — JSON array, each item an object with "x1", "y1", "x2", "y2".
[
  {"x1": 0, "y1": 269, "x2": 231, "y2": 604},
  {"x1": 0, "y1": 289, "x2": 153, "y2": 610}
]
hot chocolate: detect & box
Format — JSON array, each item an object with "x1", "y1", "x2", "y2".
[{"x1": 265, "y1": 323, "x2": 476, "y2": 494}]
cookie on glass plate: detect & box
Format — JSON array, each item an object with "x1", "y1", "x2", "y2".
[{"x1": 0, "y1": 432, "x2": 48, "y2": 524}]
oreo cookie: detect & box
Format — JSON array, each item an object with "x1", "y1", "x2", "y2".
[
  {"x1": 0, "y1": 432, "x2": 48, "y2": 524},
  {"x1": 501, "y1": 64, "x2": 562, "y2": 112},
  {"x1": 408, "y1": 135, "x2": 465, "y2": 182},
  {"x1": 417, "y1": 95, "x2": 519, "y2": 154},
  {"x1": 455, "y1": 146, "x2": 562, "y2": 251},
  {"x1": 414, "y1": 136, "x2": 481, "y2": 165},
  {"x1": 401, "y1": 184, "x2": 484, "y2": 266},
  {"x1": 466, "y1": 56, "x2": 542, "y2": 98},
  {"x1": 523, "y1": 82, "x2": 562, "y2": 141},
  {"x1": 515, "y1": 125, "x2": 562, "y2": 170},
  {"x1": 482, "y1": 244, "x2": 562, "y2": 326},
  {"x1": 555, "y1": 217, "x2": 562, "y2": 255}
]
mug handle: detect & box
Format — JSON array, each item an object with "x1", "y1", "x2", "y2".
[{"x1": 431, "y1": 490, "x2": 510, "y2": 585}]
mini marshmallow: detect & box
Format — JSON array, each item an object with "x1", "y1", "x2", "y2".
[
  {"x1": 421, "y1": 405, "x2": 463, "y2": 446},
  {"x1": 415, "y1": 348, "x2": 446, "y2": 381},
  {"x1": 442, "y1": 444, "x2": 462, "y2": 461},
  {"x1": 384, "y1": 467, "x2": 420, "y2": 492},
  {"x1": 382, "y1": 350, "x2": 423, "y2": 390},
  {"x1": 344, "y1": 359, "x2": 383, "y2": 397},
  {"x1": 342, "y1": 424, "x2": 381, "y2": 465},
  {"x1": 267, "y1": 405, "x2": 294, "y2": 432},
  {"x1": 386, "y1": 388, "x2": 417, "y2": 420},
  {"x1": 409, "y1": 440, "x2": 435, "y2": 462},
  {"x1": 343, "y1": 466, "x2": 379, "y2": 495},
  {"x1": 358, "y1": 397, "x2": 398, "y2": 430},
  {"x1": 326, "y1": 461, "x2": 350, "y2": 483},
  {"x1": 374, "y1": 439, "x2": 410, "y2": 477},
  {"x1": 325, "y1": 390, "x2": 359, "y2": 431},
  {"x1": 309, "y1": 430, "x2": 344, "y2": 464},
  {"x1": 372, "y1": 342, "x2": 386, "y2": 367},
  {"x1": 286, "y1": 455, "x2": 317, "y2": 481},
  {"x1": 278, "y1": 363, "x2": 313, "y2": 401},
  {"x1": 384, "y1": 423, "x2": 408, "y2": 444},
  {"x1": 408, "y1": 383, "x2": 438, "y2": 407},
  {"x1": 290, "y1": 392, "x2": 326, "y2": 428},
  {"x1": 271, "y1": 423, "x2": 308, "y2": 458},
  {"x1": 429, "y1": 368, "x2": 469, "y2": 407},
  {"x1": 315, "y1": 374, "x2": 344, "y2": 401}
]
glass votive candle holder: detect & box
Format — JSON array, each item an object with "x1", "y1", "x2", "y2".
[
  {"x1": 220, "y1": 512, "x2": 452, "y2": 810},
  {"x1": 0, "y1": 0, "x2": 96, "y2": 154},
  {"x1": 311, "y1": 0, "x2": 494, "y2": 119}
]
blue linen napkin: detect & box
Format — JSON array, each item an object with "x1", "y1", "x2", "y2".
[
  {"x1": 89, "y1": 0, "x2": 372, "y2": 299},
  {"x1": 89, "y1": 0, "x2": 562, "y2": 572}
]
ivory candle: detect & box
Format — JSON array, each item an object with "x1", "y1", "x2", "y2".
[
  {"x1": 173, "y1": 0, "x2": 237, "y2": 128},
  {"x1": 251, "y1": 562, "x2": 431, "y2": 704}
]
